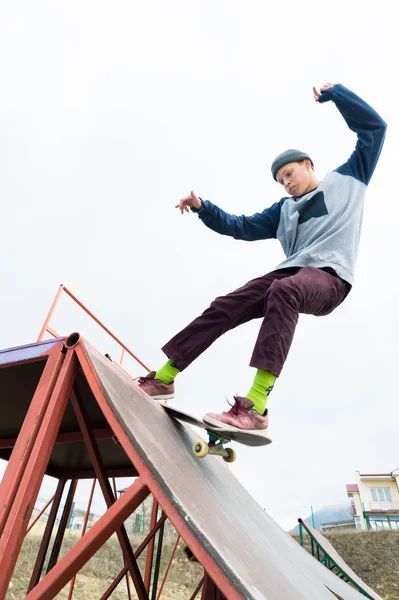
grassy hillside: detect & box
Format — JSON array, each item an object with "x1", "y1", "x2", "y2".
[
  {"x1": 6, "y1": 529, "x2": 399, "y2": 599},
  {"x1": 293, "y1": 529, "x2": 399, "y2": 600}
]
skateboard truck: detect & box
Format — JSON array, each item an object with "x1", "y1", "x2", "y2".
[{"x1": 192, "y1": 430, "x2": 236, "y2": 463}]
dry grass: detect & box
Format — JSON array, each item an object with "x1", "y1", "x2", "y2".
[
  {"x1": 6, "y1": 531, "x2": 202, "y2": 600},
  {"x1": 6, "y1": 529, "x2": 399, "y2": 599}
]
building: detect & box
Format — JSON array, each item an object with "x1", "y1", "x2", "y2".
[
  {"x1": 346, "y1": 469, "x2": 399, "y2": 530},
  {"x1": 320, "y1": 520, "x2": 355, "y2": 532}
]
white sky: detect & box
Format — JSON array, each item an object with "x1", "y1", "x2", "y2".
[{"x1": 1, "y1": 0, "x2": 398, "y2": 531}]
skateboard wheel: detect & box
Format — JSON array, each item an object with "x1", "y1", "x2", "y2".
[
  {"x1": 192, "y1": 440, "x2": 209, "y2": 458},
  {"x1": 223, "y1": 448, "x2": 236, "y2": 463}
]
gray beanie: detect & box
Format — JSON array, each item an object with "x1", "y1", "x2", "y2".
[{"x1": 271, "y1": 149, "x2": 314, "y2": 181}]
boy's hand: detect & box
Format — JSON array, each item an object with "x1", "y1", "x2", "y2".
[
  {"x1": 175, "y1": 190, "x2": 202, "y2": 214},
  {"x1": 313, "y1": 82, "x2": 334, "y2": 102}
]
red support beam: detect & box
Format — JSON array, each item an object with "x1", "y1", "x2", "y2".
[
  {"x1": 26, "y1": 493, "x2": 55, "y2": 536},
  {"x1": 99, "y1": 510, "x2": 169, "y2": 597},
  {"x1": 99, "y1": 567, "x2": 129, "y2": 600},
  {"x1": 156, "y1": 534, "x2": 180, "y2": 600},
  {"x1": 37, "y1": 284, "x2": 65, "y2": 342},
  {"x1": 134, "y1": 513, "x2": 168, "y2": 560},
  {"x1": 24, "y1": 478, "x2": 150, "y2": 600},
  {"x1": 0, "y1": 428, "x2": 115, "y2": 449},
  {"x1": 61, "y1": 468, "x2": 138, "y2": 479},
  {"x1": 0, "y1": 348, "x2": 78, "y2": 600},
  {"x1": 28, "y1": 479, "x2": 66, "y2": 591},
  {"x1": 70, "y1": 386, "x2": 149, "y2": 600},
  {"x1": 67, "y1": 479, "x2": 97, "y2": 600},
  {"x1": 0, "y1": 343, "x2": 65, "y2": 536},
  {"x1": 46, "y1": 479, "x2": 78, "y2": 572},
  {"x1": 201, "y1": 576, "x2": 226, "y2": 600},
  {"x1": 189, "y1": 578, "x2": 204, "y2": 600}
]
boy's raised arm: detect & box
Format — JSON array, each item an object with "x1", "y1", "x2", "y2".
[{"x1": 317, "y1": 83, "x2": 387, "y2": 185}]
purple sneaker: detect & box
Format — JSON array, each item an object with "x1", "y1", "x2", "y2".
[
  {"x1": 203, "y1": 396, "x2": 268, "y2": 435},
  {"x1": 136, "y1": 371, "x2": 175, "y2": 403}
]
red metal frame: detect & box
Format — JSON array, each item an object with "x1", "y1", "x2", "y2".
[
  {"x1": 0, "y1": 347, "x2": 78, "y2": 599},
  {"x1": 0, "y1": 341, "x2": 65, "y2": 536},
  {"x1": 0, "y1": 334, "x2": 241, "y2": 599}
]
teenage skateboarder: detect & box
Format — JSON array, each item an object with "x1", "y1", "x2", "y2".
[{"x1": 138, "y1": 82, "x2": 386, "y2": 435}]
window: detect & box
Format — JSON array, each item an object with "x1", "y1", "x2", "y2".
[
  {"x1": 350, "y1": 498, "x2": 357, "y2": 515},
  {"x1": 369, "y1": 517, "x2": 390, "y2": 530},
  {"x1": 370, "y1": 487, "x2": 392, "y2": 502},
  {"x1": 354, "y1": 517, "x2": 362, "y2": 530}
]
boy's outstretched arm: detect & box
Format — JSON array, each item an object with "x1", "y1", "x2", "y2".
[
  {"x1": 176, "y1": 191, "x2": 284, "y2": 242},
  {"x1": 315, "y1": 83, "x2": 387, "y2": 185}
]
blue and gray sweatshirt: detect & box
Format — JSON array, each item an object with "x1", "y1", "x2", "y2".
[{"x1": 193, "y1": 85, "x2": 387, "y2": 286}]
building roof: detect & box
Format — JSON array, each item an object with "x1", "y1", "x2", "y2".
[
  {"x1": 346, "y1": 484, "x2": 359, "y2": 493},
  {"x1": 359, "y1": 473, "x2": 393, "y2": 479},
  {"x1": 320, "y1": 520, "x2": 354, "y2": 526}
]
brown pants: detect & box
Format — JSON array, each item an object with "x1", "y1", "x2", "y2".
[{"x1": 162, "y1": 266, "x2": 349, "y2": 377}]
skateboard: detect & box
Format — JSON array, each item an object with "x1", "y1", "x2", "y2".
[{"x1": 162, "y1": 405, "x2": 272, "y2": 463}]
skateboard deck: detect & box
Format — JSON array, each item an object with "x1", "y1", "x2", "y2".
[{"x1": 163, "y1": 404, "x2": 272, "y2": 462}]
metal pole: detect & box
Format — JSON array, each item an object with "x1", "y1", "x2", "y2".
[
  {"x1": 28, "y1": 480, "x2": 66, "y2": 592},
  {"x1": 67, "y1": 479, "x2": 97, "y2": 600},
  {"x1": 156, "y1": 534, "x2": 180, "y2": 600},
  {"x1": 189, "y1": 578, "x2": 204, "y2": 600},
  {"x1": 26, "y1": 494, "x2": 55, "y2": 535},
  {"x1": 144, "y1": 498, "x2": 159, "y2": 592},
  {"x1": 151, "y1": 519, "x2": 165, "y2": 600},
  {"x1": 63, "y1": 286, "x2": 150, "y2": 371},
  {"x1": 37, "y1": 284, "x2": 65, "y2": 342},
  {"x1": 99, "y1": 512, "x2": 168, "y2": 600},
  {"x1": 46, "y1": 480, "x2": 78, "y2": 573}
]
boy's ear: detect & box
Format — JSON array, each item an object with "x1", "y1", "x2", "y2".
[{"x1": 303, "y1": 159, "x2": 312, "y2": 170}]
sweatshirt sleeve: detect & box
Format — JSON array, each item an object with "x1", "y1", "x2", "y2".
[
  {"x1": 191, "y1": 198, "x2": 284, "y2": 241},
  {"x1": 319, "y1": 84, "x2": 387, "y2": 185}
]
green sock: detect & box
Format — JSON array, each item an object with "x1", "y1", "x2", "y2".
[
  {"x1": 155, "y1": 359, "x2": 180, "y2": 384},
  {"x1": 246, "y1": 369, "x2": 276, "y2": 414}
]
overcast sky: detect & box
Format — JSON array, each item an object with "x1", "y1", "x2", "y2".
[{"x1": 1, "y1": 1, "x2": 398, "y2": 531}]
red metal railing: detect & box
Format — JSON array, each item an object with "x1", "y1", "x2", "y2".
[{"x1": 37, "y1": 284, "x2": 150, "y2": 372}]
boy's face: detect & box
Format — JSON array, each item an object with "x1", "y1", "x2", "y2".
[{"x1": 276, "y1": 160, "x2": 314, "y2": 197}]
